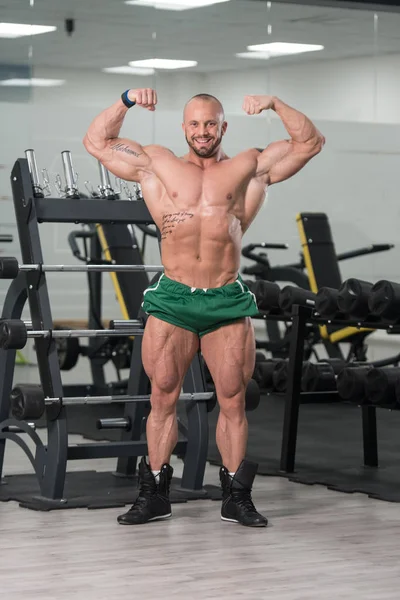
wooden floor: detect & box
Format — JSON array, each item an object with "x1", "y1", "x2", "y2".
[
  {"x1": 1, "y1": 434, "x2": 400, "y2": 600},
  {"x1": 1, "y1": 359, "x2": 400, "y2": 598}
]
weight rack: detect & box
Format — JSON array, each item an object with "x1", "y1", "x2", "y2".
[
  {"x1": 279, "y1": 304, "x2": 400, "y2": 473},
  {"x1": 0, "y1": 158, "x2": 211, "y2": 503}
]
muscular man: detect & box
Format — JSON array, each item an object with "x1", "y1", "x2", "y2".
[{"x1": 83, "y1": 89, "x2": 324, "y2": 527}]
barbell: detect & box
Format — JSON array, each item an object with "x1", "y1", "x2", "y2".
[
  {"x1": 11, "y1": 380, "x2": 261, "y2": 421},
  {"x1": 10, "y1": 385, "x2": 217, "y2": 420},
  {"x1": 0, "y1": 319, "x2": 144, "y2": 350},
  {"x1": 0, "y1": 256, "x2": 163, "y2": 279}
]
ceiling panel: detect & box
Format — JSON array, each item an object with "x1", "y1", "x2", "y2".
[{"x1": 0, "y1": 0, "x2": 399, "y2": 72}]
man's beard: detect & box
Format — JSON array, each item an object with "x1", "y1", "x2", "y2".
[{"x1": 186, "y1": 133, "x2": 223, "y2": 158}]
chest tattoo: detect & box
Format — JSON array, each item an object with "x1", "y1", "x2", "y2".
[{"x1": 161, "y1": 211, "x2": 194, "y2": 240}]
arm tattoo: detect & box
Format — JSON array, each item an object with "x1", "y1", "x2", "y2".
[
  {"x1": 110, "y1": 142, "x2": 143, "y2": 158},
  {"x1": 161, "y1": 211, "x2": 194, "y2": 240}
]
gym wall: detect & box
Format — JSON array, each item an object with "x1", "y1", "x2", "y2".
[{"x1": 0, "y1": 1, "x2": 399, "y2": 359}]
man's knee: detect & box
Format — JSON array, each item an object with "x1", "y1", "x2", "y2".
[
  {"x1": 150, "y1": 380, "x2": 182, "y2": 416},
  {"x1": 215, "y1": 369, "x2": 249, "y2": 402},
  {"x1": 218, "y1": 389, "x2": 246, "y2": 423}
]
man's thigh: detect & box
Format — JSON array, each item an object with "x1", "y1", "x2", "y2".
[
  {"x1": 142, "y1": 315, "x2": 199, "y2": 391},
  {"x1": 200, "y1": 318, "x2": 255, "y2": 397}
]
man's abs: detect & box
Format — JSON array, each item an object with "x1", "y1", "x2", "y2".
[
  {"x1": 139, "y1": 153, "x2": 262, "y2": 288},
  {"x1": 159, "y1": 209, "x2": 243, "y2": 288}
]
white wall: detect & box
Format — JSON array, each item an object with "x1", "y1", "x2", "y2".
[
  {"x1": 1, "y1": 53, "x2": 400, "y2": 339},
  {"x1": 206, "y1": 53, "x2": 400, "y2": 124}
]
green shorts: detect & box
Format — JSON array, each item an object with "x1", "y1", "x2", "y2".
[{"x1": 141, "y1": 273, "x2": 259, "y2": 338}]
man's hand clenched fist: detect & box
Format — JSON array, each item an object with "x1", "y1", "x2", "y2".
[
  {"x1": 128, "y1": 88, "x2": 158, "y2": 111},
  {"x1": 242, "y1": 95, "x2": 275, "y2": 115}
]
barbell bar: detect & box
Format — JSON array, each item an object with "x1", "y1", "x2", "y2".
[
  {"x1": 0, "y1": 256, "x2": 163, "y2": 279},
  {"x1": 46, "y1": 392, "x2": 214, "y2": 406},
  {"x1": 0, "y1": 319, "x2": 144, "y2": 350},
  {"x1": 14, "y1": 319, "x2": 139, "y2": 332},
  {"x1": 28, "y1": 328, "x2": 143, "y2": 339},
  {"x1": 10, "y1": 385, "x2": 216, "y2": 421},
  {"x1": 23, "y1": 264, "x2": 163, "y2": 272}
]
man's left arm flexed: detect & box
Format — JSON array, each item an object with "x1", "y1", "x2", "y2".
[{"x1": 243, "y1": 95, "x2": 325, "y2": 184}]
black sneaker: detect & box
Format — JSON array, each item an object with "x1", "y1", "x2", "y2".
[
  {"x1": 117, "y1": 457, "x2": 173, "y2": 525},
  {"x1": 220, "y1": 460, "x2": 268, "y2": 527}
]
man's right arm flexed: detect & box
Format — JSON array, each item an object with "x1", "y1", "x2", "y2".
[{"x1": 83, "y1": 88, "x2": 159, "y2": 182}]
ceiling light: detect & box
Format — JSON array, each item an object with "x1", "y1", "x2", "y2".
[
  {"x1": 0, "y1": 78, "x2": 65, "y2": 87},
  {"x1": 237, "y1": 51, "x2": 278, "y2": 60},
  {"x1": 129, "y1": 58, "x2": 197, "y2": 69},
  {"x1": 244, "y1": 42, "x2": 324, "y2": 58},
  {"x1": 125, "y1": 0, "x2": 230, "y2": 11},
  {"x1": 0, "y1": 23, "x2": 57, "y2": 38},
  {"x1": 103, "y1": 66, "x2": 155, "y2": 75}
]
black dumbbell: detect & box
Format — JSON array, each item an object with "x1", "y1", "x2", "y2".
[
  {"x1": 365, "y1": 367, "x2": 400, "y2": 407},
  {"x1": 245, "y1": 379, "x2": 260, "y2": 412},
  {"x1": 256, "y1": 359, "x2": 283, "y2": 391},
  {"x1": 336, "y1": 365, "x2": 371, "y2": 404},
  {"x1": 315, "y1": 287, "x2": 344, "y2": 319},
  {"x1": 278, "y1": 286, "x2": 316, "y2": 312},
  {"x1": 368, "y1": 280, "x2": 400, "y2": 323},
  {"x1": 0, "y1": 319, "x2": 28, "y2": 350},
  {"x1": 301, "y1": 359, "x2": 345, "y2": 392},
  {"x1": 0, "y1": 257, "x2": 19, "y2": 279},
  {"x1": 250, "y1": 280, "x2": 281, "y2": 311},
  {"x1": 337, "y1": 279, "x2": 374, "y2": 320},
  {"x1": 11, "y1": 384, "x2": 46, "y2": 420},
  {"x1": 272, "y1": 359, "x2": 290, "y2": 393}
]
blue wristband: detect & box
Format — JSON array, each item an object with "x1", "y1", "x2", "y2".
[{"x1": 121, "y1": 90, "x2": 136, "y2": 108}]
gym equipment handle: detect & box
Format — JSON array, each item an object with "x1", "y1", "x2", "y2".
[
  {"x1": 242, "y1": 242, "x2": 288, "y2": 258},
  {"x1": 18, "y1": 263, "x2": 164, "y2": 273},
  {"x1": 46, "y1": 392, "x2": 214, "y2": 406},
  {"x1": 337, "y1": 244, "x2": 394, "y2": 262},
  {"x1": 242, "y1": 264, "x2": 266, "y2": 276},
  {"x1": 96, "y1": 418, "x2": 131, "y2": 430}
]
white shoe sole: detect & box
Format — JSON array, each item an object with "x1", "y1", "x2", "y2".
[
  {"x1": 118, "y1": 512, "x2": 172, "y2": 525},
  {"x1": 221, "y1": 515, "x2": 267, "y2": 527},
  {"x1": 221, "y1": 516, "x2": 239, "y2": 523},
  {"x1": 148, "y1": 512, "x2": 172, "y2": 522}
]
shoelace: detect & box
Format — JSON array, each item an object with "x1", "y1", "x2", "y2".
[
  {"x1": 129, "y1": 479, "x2": 156, "y2": 512},
  {"x1": 232, "y1": 489, "x2": 257, "y2": 513}
]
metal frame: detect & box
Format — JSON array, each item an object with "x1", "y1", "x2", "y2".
[
  {"x1": 279, "y1": 305, "x2": 380, "y2": 473},
  {"x1": 35, "y1": 197, "x2": 153, "y2": 224},
  {"x1": 88, "y1": 225, "x2": 109, "y2": 391},
  {"x1": 0, "y1": 158, "x2": 211, "y2": 501}
]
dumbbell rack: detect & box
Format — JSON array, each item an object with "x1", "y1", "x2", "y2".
[
  {"x1": 280, "y1": 304, "x2": 400, "y2": 473},
  {"x1": 0, "y1": 158, "x2": 211, "y2": 504}
]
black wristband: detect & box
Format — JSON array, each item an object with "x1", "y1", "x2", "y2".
[{"x1": 121, "y1": 90, "x2": 136, "y2": 108}]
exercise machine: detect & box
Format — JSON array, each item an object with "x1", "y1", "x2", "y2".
[{"x1": 242, "y1": 212, "x2": 394, "y2": 361}]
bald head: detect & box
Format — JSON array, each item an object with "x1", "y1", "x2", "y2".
[
  {"x1": 184, "y1": 93, "x2": 225, "y2": 121},
  {"x1": 182, "y1": 93, "x2": 227, "y2": 158}
]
